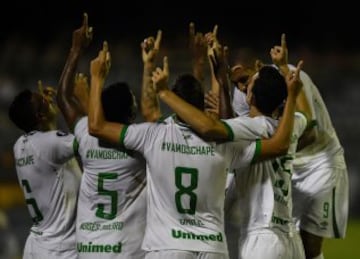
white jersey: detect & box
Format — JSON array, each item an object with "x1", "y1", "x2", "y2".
[
  {"x1": 285, "y1": 65, "x2": 349, "y2": 239},
  {"x1": 13, "y1": 130, "x2": 81, "y2": 252},
  {"x1": 74, "y1": 117, "x2": 147, "y2": 258},
  {"x1": 287, "y1": 65, "x2": 346, "y2": 171},
  {"x1": 231, "y1": 64, "x2": 346, "y2": 170},
  {"x1": 223, "y1": 113, "x2": 307, "y2": 233},
  {"x1": 120, "y1": 118, "x2": 257, "y2": 255},
  {"x1": 231, "y1": 87, "x2": 250, "y2": 117}
]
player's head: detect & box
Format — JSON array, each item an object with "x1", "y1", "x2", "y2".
[
  {"x1": 248, "y1": 65, "x2": 287, "y2": 116},
  {"x1": 8, "y1": 89, "x2": 57, "y2": 133},
  {"x1": 101, "y1": 82, "x2": 137, "y2": 124},
  {"x1": 230, "y1": 64, "x2": 256, "y2": 93},
  {"x1": 171, "y1": 73, "x2": 204, "y2": 110}
]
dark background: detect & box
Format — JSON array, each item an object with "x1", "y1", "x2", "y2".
[{"x1": 1, "y1": 1, "x2": 358, "y2": 50}]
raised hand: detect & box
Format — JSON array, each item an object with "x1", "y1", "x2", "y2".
[
  {"x1": 90, "y1": 41, "x2": 111, "y2": 83},
  {"x1": 72, "y1": 12, "x2": 93, "y2": 52},
  {"x1": 152, "y1": 56, "x2": 169, "y2": 94},
  {"x1": 74, "y1": 73, "x2": 89, "y2": 113},
  {"x1": 285, "y1": 60, "x2": 304, "y2": 97},
  {"x1": 38, "y1": 80, "x2": 56, "y2": 103},
  {"x1": 205, "y1": 24, "x2": 220, "y2": 60},
  {"x1": 141, "y1": 30, "x2": 162, "y2": 64},
  {"x1": 270, "y1": 33, "x2": 288, "y2": 67},
  {"x1": 189, "y1": 22, "x2": 207, "y2": 62}
]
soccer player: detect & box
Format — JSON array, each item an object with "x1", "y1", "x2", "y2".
[
  {"x1": 155, "y1": 31, "x2": 306, "y2": 257},
  {"x1": 87, "y1": 38, "x2": 301, "y2": 258},
  {"x1": 140, "y1": 22, "x2": 208, "y2": 123},
  {"x1": 270, "y1": 34, "x2": 349, "y2": 259},
  {"x1": 8, "y1": 83, "x2": 82, "y2": 258},
  {"x1": 57, "y1": 14, "x2": 146, "y2": 258},
  {"x1": 140, "y1": 29, "x2": 162, "y2": 123}
]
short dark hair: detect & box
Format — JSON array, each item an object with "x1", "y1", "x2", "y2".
[
  {"x1": 252, "y1": 66, "x2": 287, "y2": 115},
  {"x1": 171, "y1": 74, "x2": 204, "y2": 110},
  {"x1": 8, "y1": 89, "x2": 38, "y2": 133},
  {"x1": 101, "y1": 82, "x2": 136, "y2": 124}
]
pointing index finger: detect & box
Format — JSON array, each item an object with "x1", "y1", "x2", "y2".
[
  {"x1": 83, "y1": 12, "x2": 88, "y2": 28},
  {"x1": 212, "y1": 24, "x2": 218, "y2": 38},
  {"x1": 163, "y1": 56, "x2": 169, "y2": 74},
  {"x1": 281, "y1": 33, "x2": 287, "y2": 49},
  {"x1": 155, "y1": 30, "x2": 162, "y2": 49}
]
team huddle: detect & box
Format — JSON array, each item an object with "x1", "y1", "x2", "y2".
[{"x1": 8, "y1": 13, "x2": 349, "y2": 259}]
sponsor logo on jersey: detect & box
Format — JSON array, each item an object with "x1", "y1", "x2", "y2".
[
  {"x1": 79, "y1": 221, "x2": 124, "y2": 231},
  {"x1": 77, "y1": 242, "x2": 122, "y2": 253},
  {"x1": 86, "y1": 149, "x2": 129, "y2": 160},
  {"x1": 179, "y1": 218, "x2": 205, "y2": 227},
  {"x1": 16, "y1": 155, "x2": 34, "y2": 167},
  {"x1": 161, "y1": 142, "x2": 215, "y2": 156},
  {"x1": 171, "y1": 229, "x2": 223, "y2": 242}
]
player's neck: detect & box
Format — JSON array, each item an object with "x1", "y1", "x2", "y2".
[
  {"x1": 39, "y1": 121, "x2": 57, "y2": 131},
  {"x1": 248, "y1": 105, "x2": 262, "y2": 118}
]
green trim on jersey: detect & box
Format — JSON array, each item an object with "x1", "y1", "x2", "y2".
[
  {"x1": 251, "y1": 139, "x2": 262, "y2": 164},
  {"x1": 332, "y1": 187, "x2": 340, "y2": 238},
  {"x1": 307, "y1": 119, "x2": 318, "y2": 130},
  {"x1": 295, "y1": 111, "x2": 309, "y2": 124},
  {"x1": 157, "y1": 113, "x2": 176, "y2": 123},
  {"x1": 73, "y1": 138, "x2": 79, "y2": 156},
  {"x1": 295, "y1": 111, "x2": 315, "y2": 130},
  {"x1": 119, "y1": 125, "x2": 129, "y2": 146},
  {"x1": 221, "y1": 120, "x2": 234, "y2": 141}
]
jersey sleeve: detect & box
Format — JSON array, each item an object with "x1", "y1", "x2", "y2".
[
  {"x1": 35, "y1": 131, "x2": 76, "y2": 165},
  {"x1": 226, "y1": 139, "x2": 258, "y2": 171},
  {"x1": 232, "y1": 87, "x2": 250, "y2": 117},
  {"x1": 222, "y1": 116, "x2": 267, "y2": 141},
  {"x1": 119, "y1": 122, "x2": 156, "y2": 153},
  {"x1": 293, "y1": 112, "x2": 308, "y2": 139}
]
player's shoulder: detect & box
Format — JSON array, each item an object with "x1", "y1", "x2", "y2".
[
  {"x1": 35, "y1": 130, "x2": 75, "y2": 143},
  {"x1": 73, "y1": 116, "x2": 88, "y2": 132}
]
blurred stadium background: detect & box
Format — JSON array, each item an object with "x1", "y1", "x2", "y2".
[{"x1": 0, "y1": 1, "x2": 359, "y2": 258}]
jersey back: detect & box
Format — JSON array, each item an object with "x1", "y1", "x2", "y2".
[
  {"x1": 74, "y1": 117, "x2": 147, "y2": 258},
  {"x1": 13, "y1": 130, "x2": 81, "y2": 250}
]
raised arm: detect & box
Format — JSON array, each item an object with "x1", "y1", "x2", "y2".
[
  {"x1": 73, "y1": 73, "x2": 90, "y2": 114},
  {"x1": 140, "y1": 30, "x2": 162, "y2": 122},
  {"x1": 270, "y1": 33, "x2": 290, "y2": 75},
  {"x1": 57, "y1": 13, "x2": 93, "y2": 131},
  {"x1": 154, "y1": 56, "x2": 304, "y2": 161},
  {"x1": 189, "y1": 22, "x2": 207, "y2": 85},
  {"x1": 257, "y1": 60, "x2": 304, "y2": 160},
  {"x1": 270, "y1": 33, "x2": 312, "y2": 121},
  {"x1": 270, "y1": 33, "x2": 314, "y2": 152},
  {"x1": 88, "y1": 42, "x2": 124, "y2": 144},
  {"x1": 153, "y1": 56, "x2": 230, "y2": 141},
  {"x1": 205, "y1": 26, "x2": 233, "y2": 119}
]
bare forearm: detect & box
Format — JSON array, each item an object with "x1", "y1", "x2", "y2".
[
  {"x1": 57, "y1": 48, "x2": 83, "y2": 128},
  {"x1": 59, "y1": 48, "x2": 81, "y2": 97},
  {"x1": 275, "y1": 94, "x2": 296, "y2": 147},
  {"x1": 141, "y1": 62, "x2": 161, "y2": 122},
  {"x1": 193, "y1": 59, "x2": 205, "y2": 86},
  {"x1": 88, "y1": 77, "x2": 106, "y2": 133},
  {"x1": 218, "y1": 73, "x2": 234, "y2": 119}
]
